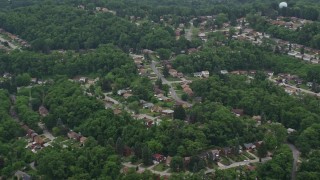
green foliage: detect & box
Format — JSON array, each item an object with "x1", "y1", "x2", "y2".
[
  {"x1": 298, "y1": 151, "x2": 320, "y2": 180},
  {"x1": 257, "y1": 145, "x2": 293, "y2": 180},
  {"x1": 15, "y1": 73, "x2": 31, "y2": 87},
  {"x1": 170, "y1": 156, "x2": 183, "y2": 172},
  {"x1": 173, "y1": 105, "x2": 186, "y2": 120},
  {"x1": 37, "y1": 144, "x2": 119, "y2": 179},
  {"x1": 297, "y1": 124, "x2": 320, "y2": 155}
]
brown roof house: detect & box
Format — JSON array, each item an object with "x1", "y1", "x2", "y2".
[
  {"x1": 232, "y1": 109, "x2": 244, "y2": 117},
  {"x1": 153, "y1": 154, "x2": 166, "y2": 163},
  {"x1": 67, "y1": 131, "x2": 81, "y2": 141},
  {"x1": 38, "y1": 105, "x2": 49, "y2": 117}
]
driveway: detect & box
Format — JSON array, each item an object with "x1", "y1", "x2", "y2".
[{"x1": 184, "y1": 19, "x2": 195, "y2": 41}]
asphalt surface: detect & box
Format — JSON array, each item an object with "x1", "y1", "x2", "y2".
[
  {"x1": 150, "y1": 61, "x2": 192, "y2": 107},
  {"x1": 287, "y1": 143, "x2": 300, "y2": 180}
]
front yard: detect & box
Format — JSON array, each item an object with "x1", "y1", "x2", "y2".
[{"x1": 153, "y1": 163, "x2": 168, "y2": 172}]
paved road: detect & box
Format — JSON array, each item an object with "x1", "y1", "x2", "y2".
[
  {"x1": 151, "y1": 61, "x2": 192, "y2": 107},
  {"x1": 103, "y1": 93, "x2": 160, "y2": 121},
  {"x1": 122, "y1": 162, "x2": 171, "y2": 176},
  {"x1": 287, "y1": 143, "x2": 300, "y2": 180},
  {"x1": 122, "y1": 151, "x2": 272, "y2": 176},
  {"x1": 103, "y1": 93, "x2": 120, "y2": 105},
  {"x1": 268, "y1": 76, "x2": 319, "y2": 97},
  {"x1": 10, "y1": 95, "x2": 56, "y2": 141},
  {"x1": 205, "y1": 151, "x2": 272, "y2": 174}
]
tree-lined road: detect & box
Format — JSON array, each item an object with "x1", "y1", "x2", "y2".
[
  {"x1": 287, "y1": 143, "x2": 300, "y2": 180},
  {"x1": 151, "y1": 61, "x2": 192, "y2": 107}
]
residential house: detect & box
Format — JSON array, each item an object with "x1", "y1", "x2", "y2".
[
  {"x1": 246, "y1": 165, "x2": 256, "y2": 171},
  {"x1": 67, "y1": 131, "x2": 81, "y2": 141},
  {"x1": 183, "y1": 157, "x2": 191, "y2": 167},
  {"x1": 144, "y1": 119, "x2": 154, "y2": 128},
  {"x1": 201, "y1": 71, "x2": 210, "y2": 78},
  {"x1": 79, "y1": 77, "x2": 87, "y2": 83},
  {"x1": 194, "y1": 72, "x2": 203, "y2": 78},
  {"x1": 303, "y1": 54, "x2": 312, "y2": 61},
  {"x1": 295, "y1": 53, "x2": 303, "y2": 59},
  {"x1": 80, "y1": 136, "x2": 87, "y2": 145},
  {"x1": 30, "y1": 132, "x2": 38, "y2": 141},
  {"x1": 243, "y1": 143, "x2": 256, "y2": 151},
  {"x1": 252, "y1": 115, "x2": 262, "y2": 126},
  {"x1": 188, "y1": 48, "x2": 198, "y2": 54},
  {"x1": 287, "y1": 128, "x2": 296, "y2": 134},
  {"x1": 143, "y1": 102, "x2": 154, "y2": 109},
  {"x1": 123, "y1": 93, "x2": 133, "y2": 99},
  {"x1": 220, "y1": 70, "x2": 228, "y2": 75},
  {"x1": 255, "y1": 141, "x2": 263, "y2": 148},
  {"x1": 198, "y1": 33, "x2": 206, "y2": 39},
  {"x1": 284, "y1": 86, "x2": 297, "y2": 95},
  {"x1": 211, "y1": 149, "x2": 220, "y2": 161},
  {"x1": 38, "y1": 105, "x2": 49, "y2": 117},
  {"x1": 113, "y1": 109, "x2": 122, "y2": 115},
  {"x1": 123, "y1": 146, "x2": 132, "y2": 156},
  {"x1": 222, "y1": 147, "x2": 232, "y2": 156},
  {"x1": 177, "y1": 72, "x2": 184, "y2": 78},
  {"x1": 156, "y1": 94, "x2": 171, "y2": 102},
  {"x1": 3, "y1": 72, "x2": 11, "y2": 79},
  {"x1": 34, "y1": 136, "x2": 44, "y2": 146},
  {"x1": 232, "y1": 109, "x2": 244, "y2": 117},
  {"x1": 31, "y1": 78, "x2": 37, "y2": 84},
  {"x1": 151, "y1": 106, "x2": 163, "y2": 113},
  {"x1": 183, "y1": 87, "x2": 194, "y2": 96},
  {"x1": 169, "y1": 69, "x2": 178, "y2": 77},
  {"x1": 14, "y1": 170, "x2": 31, "y2": 180},
  {"x1": 162, "y1": 109, "x2": 174, "y2": 115},
  {"x1": 117, "y1": 89, "x2": 127, "y2": 96},
  {"x1": 307, "y1": 82, "x2": 313, "y2": 87},
  {"x1": 153, "y1": 154, "x2": 166, "y2": 163},
  {"x1": 142, "y1": 49, "x2": 154, "y2": 55}
]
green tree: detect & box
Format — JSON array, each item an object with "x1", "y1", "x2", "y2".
[
  {"x1": 15, "y1": 73, "x2": 31, "y2": 87},
  {"x1": 163, "y1": 66, "x2": 169, "y2": 78},
  {"x1": 156, "y1": 48, "x2": 171, "y2": 60},
  {"x1": 173, "y1": 105, "x2": 186, "y2": 120},
  {"x1": 142, "y1": 146, "x2": 153, "y2": 166},
  {"x1": 170, "y1": 156, "x2": 183, "y2": 172},
  {"x1": 257, "y1": 142, "x2": 268, "y2": 162}
]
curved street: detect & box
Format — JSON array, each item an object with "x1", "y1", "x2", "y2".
[{"x1": 287, "y1": 143, "x2": 300, "y2": 180}]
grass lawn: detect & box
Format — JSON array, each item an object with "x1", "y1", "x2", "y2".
[
  {"x1": 208, "y1": 162, "x2": 219, "y2": 169},
  {"x1": 251, "y1": 150, "x2": 259, "y2": 157},
  {"x1": 299, "y1": 84, "x2": 310, "y2": 90},
  {"x1": 185, "y1": 76, "x2": 199, "y2": 81},
  {"x1": 157, "y1": 101, "x2": 174, "y2": 108},
  {"x1": 122, "y1": 156, "x2": 132, "y2": 163},
  {"x1": 228, "y1": 154, "x2": 248, "y2": 162},
  {"x1": 243, "y1": 151, "x2": 256, "y2": 160},
  {"x1": 166, "y1": 76, "x2": 181, "y2": 81},
  {"x1": 149, "y1": 54, "x2": 159, "y2": 61},
  {"x1": 153, "y1": 163, "x2": 168, "y2": 172},
  {"x1": 220, "y1": 156, "x2": 232, "y2": 166}
]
